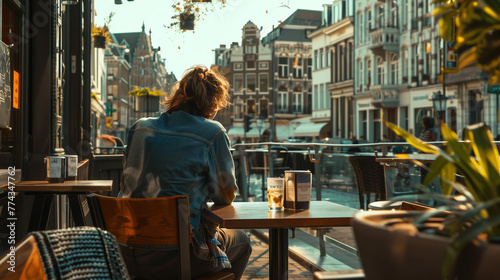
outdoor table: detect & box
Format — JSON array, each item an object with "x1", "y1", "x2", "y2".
[
  {"x1": 10, "y1": 180, "x2": 113, "y2": 231},
  {"x1": 375, "y1": 154, "x2": 438, "y2": 198},
  {"x1": 204, "y1": 201, "x2": 357, "y2": 280}
]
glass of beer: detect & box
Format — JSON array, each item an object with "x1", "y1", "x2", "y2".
[{"x1": 267, "y1": 177, "x2": 285, "y2": 211}]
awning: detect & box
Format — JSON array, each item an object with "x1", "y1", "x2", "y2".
[
  {"x1": 91, "y1": 97, "x2": 106, "y2": 117},
  {"x1": 276, "y1": 125, "x2": 291, "y2": 141},
  {"x1": 294, "y1": 123, "x2": 328, "y2": 137},
  {"x1": 227, "y1": 126, "x2": 268, "y2": 137}
]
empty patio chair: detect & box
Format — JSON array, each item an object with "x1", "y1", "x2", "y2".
[{"x1": 348, "y1": 155, "x2": 387, "y2": 210}]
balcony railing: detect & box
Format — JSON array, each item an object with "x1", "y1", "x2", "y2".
[
  {"x1": 369, "y1": 84, "x2": 401, "y2": 107},
  {"x1": 369, "y1": 27, "x2": 399, "y2": 57}
]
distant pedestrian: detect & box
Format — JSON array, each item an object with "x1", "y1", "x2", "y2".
[
  {"x1": 419, "y1": 116, "x2": 439, "y2": 142},
  {"x1": 418, "y1": 116, "x2": 441, "y2": 204},
  {"x1": 347, "y1": 134, "x2": 361, "y2": 153}
]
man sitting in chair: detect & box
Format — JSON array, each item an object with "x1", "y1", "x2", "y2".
[{"x1": 120, "y1": 66, "x2": 252, "y2": 280}]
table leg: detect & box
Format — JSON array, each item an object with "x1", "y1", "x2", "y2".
[
  {"x1": 67, "y1": 194, "x2": 93, "y2": 226},
  {"x1": 269, "y1": 228, "x2": 288, "y2": 280},
  {"x1": 28, "y1": 194, "x2": 54, "y2": 232}
]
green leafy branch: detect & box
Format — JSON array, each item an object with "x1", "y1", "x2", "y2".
[{"x1": 432, "y1": 0, "x2": 500, "y2": 84}]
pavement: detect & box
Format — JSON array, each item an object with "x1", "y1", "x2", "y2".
[{"x1": 241, "y1": 227, "x2": 361, "y2": 279}]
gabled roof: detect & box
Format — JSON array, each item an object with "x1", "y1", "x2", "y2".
[
  {"x1": 279, "y1": 9, "x2": 322, "y2": 27},
  {"x1": 112, "y1": 32, "x2": 143, "y2": 59}
]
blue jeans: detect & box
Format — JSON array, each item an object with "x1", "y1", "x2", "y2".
[{"x1": 121, "y1": 229, "x2": 252, "y2": 280}]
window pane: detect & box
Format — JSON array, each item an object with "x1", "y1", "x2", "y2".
[
  {"x1": 234, "y1": 74, "x2": 243, "y2": 92},
  {"x1": 259, "y1": 73, "x2": 268, "y2": 92},
  {"x1": 247, "y1": 74, "x2": 256, "y2": 92}
]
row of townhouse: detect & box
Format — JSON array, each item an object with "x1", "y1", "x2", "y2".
[
  {"x1": 313, "y1": 0, "x2": 496, "y2": 142},
  {"x1": 213, "y1": 10, "x2": 322, "y2": 142},
  {"x1": 215, "y1": 0, "x2": 498, "y2": 144}
]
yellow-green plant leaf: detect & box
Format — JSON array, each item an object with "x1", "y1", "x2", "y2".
[
  {"x1": 457, "y1": 47, "x2": 477, "y2": 71},
  {"x1": 440, "y1": 159, "x2": 457, "y2": 196},
  {"x1": 423, "y1": 155, "x2": 448, "y2": 186},
  {"x1": 466, "y1": 124, "x2": 500, "y2": 191},
  {"x1": 483, "y1": 0, "x2": 500, "y2": 15},
  {"x1": 385, "y1": 121, "x2": 439, "y2": 154}
]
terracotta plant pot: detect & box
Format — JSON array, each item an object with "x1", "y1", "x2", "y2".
[
  {"x1": 93, "y1": 35, "x2": 106, "y2": 49},
  {"x1": 352, "y1": 211, "x2": 500, "y2": 280},
  {"x1": 179, "y1": 12, "x2": 195, "y2": 30}
]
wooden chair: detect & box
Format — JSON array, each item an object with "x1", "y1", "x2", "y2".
[
  {"x1": 0, "y1": 236, "x2": 46, "y2": 280},
  {"x1": 87, "y1": 193, "x2": 234, "y2": 280},
  {"x1": 348, "y1": 156, "x2": 386, "y2": 210},
  {"x1": 0, "y1": 227, "x2": 129, "y2": 280}
]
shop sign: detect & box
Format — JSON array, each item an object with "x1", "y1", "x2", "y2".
[{"x1": 0, "y1": 41, "x2": 11, "y2": 128}]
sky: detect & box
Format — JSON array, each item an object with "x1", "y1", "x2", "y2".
[{"x1": 94, "y1": 0, "x2": 328, "y2": 79}]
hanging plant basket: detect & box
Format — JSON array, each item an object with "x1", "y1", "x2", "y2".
[
  {"x1": 179, "y1": 12, "x2": 195, "y2": 30},
  {"x1": 93, "y1": 35, "x2": 106, "y2": 49},
  {"x1": 135, "y1": 95, "x2": 160, "y2": 113}
]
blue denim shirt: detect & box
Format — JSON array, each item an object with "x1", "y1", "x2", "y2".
[{"x1": 120, "y1": 111, "x2": 238, "y2": 251}]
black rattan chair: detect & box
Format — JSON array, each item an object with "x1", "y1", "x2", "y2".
[{"x1": 348, "y1": 155, "x2": 386, "y2": 210}]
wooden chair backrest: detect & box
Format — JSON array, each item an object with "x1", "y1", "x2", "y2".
[
  {"x1": 77, "y1": 159, "x2": 90, "y2": 180},
  {"x1": 87, "y1": 194, "x2": 191, "y2": 246},
  {"x1": 0, "y1": 236, "x2": 46, "y2": 280},
  {"x1": 88, "y1": 194, "x2": 192, "y2": 279}
]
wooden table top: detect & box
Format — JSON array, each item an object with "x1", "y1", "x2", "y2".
[
  {"x1": 205, "y1": 201, "x2": 357, "y2": 229},
  {"x1": 7, "y1": 180, "x2": 113, "y2": 192},
  {"x1": 375, "y1": 153, "x2": 438, "y2": 163}
]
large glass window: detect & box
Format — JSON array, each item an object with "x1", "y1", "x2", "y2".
[
  {"x1": 246, "y1": 74, "x2": 256, "y2": 93},
  {"x1": 390, "y1": 54, "x2": 399, "y2": 84},
  {"x1": 234, "y1": 74, "x2": 244, "y2": 93},
  {"x1": 293, "y1": 57, "x2": 303, "y2": 78},
  {"x1": 259, "y1": 99, "x2": 268, "y2": 118},
  {"x1": 245, "y1": 45, "x2": 256, "y2": 54},
  {"x1": 425, "y1": 41, "x2": 432, "y2": 77},
  {"x1": 292, "y1": 92, "x2": 303, "y2": 113},
  {"x1": 277, "y1": 91, "x2": 288, "y2": 112},
  {"x1": 378, "y1": 5, "x2": 385, "y2": 28},
  {"x1": 234, "y1": 100, "x2": 244, "y2": 120},
  {"x1": 0, "y1": 1, "x2": 22, "y2": 166},
  {"x1": 377, "y1": 57, "x2": 384, "y2": 85},
  {"x1": 259, "y1": 73, "x2": 268, "y2": 93},
  {"x1": 367, "y1": 58, "x2": 372, "y2": 88},
  {"x1": 313, "y1": 85, "x2": 319, "y2": 110},
  {"x1": 307, "y1": 58, "x2": 312, "y2": 78},
  {"x1": 391, "y1": 0, "x2": 398, "y2": 27},
  {"x1": 278, "y1": 57, "x2": 288, "y2": 78},
  {"x1": 247, "y1": 99, "x2": 256, "y2": 114},
  {"x1": 319, "y1": 48, "x2": 324, "y2": 69},
  {"x1": 314, "y1": 50, "x2": 319, "y2": 70}
]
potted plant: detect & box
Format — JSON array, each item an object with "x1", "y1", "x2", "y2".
[
  {"x1": 353, "y1": 120, "x2": 500, "y2": 279},
  {"x1": 129, "y1": 86, "x2": 166, "y2": 113},
  {"x1": 179, "y1": 11, "x2": 196, "y2": 30},
  {"x1": 92, "y1": 12, "x2": 114, "y2": 49},
  {"x1": 169, "y1": 0, "x2": 229, "y2": 32}
]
